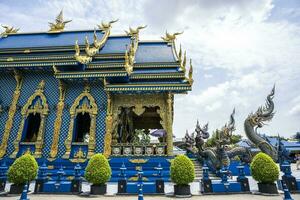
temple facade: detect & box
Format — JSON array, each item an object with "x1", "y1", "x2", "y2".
[{"x1": 0, "y1": 13, "x2": 192, "y2": 167}]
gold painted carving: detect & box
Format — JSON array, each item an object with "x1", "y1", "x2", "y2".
[
  {"x1": 103, "y1": 92, "x2": 113, "y2": 158},
  {"x1": 125, "y1": 25, "x2": 147, "y2": 38},
  {"x1": 0, "y1": 70, "x2": 23, "y2": 158},
  {"x1": 63, "y1": 85, "x2": 98, "y2": 159},
  {"x1": 161, "y1": 31, "x2": 183, "y2": 43},
  {"x1": 10, "y1": 80, "x2": 49, "y2": 158},
  {"x1": 129, "y1": 159, "x2": 148, "y2": 164},
  {"x1": 166, "y1": 92, "x2": 174, "y2": 155},
  {"x1": 188, "y1": 59, "x2": 194, "y2": 85},
  {"x1": 0, "y1": 25, "x2": 19, "y2": 38},
  {"x1": 74, "y1": 40, "x2": 92, "y2": 64},
  {"x1": 49, "y1": 80, "x2": 66, "y2": 159},
  {"x1": 48, "y1": 10, "x2": 72, "y2": 33}
]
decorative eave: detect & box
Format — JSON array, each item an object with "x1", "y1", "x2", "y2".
[
  {"x1": 130, "y1": 72, "x2": 185, "y2": 79},
  {"x1": 0, "y1": 61, "x2": 77, "y2": 68},
  {"x1": 105, "y1": 83, "x2": 191, "y2": 92},
  {"x1": 54, "y1": 71, "x2": 127, "y2": 79}
]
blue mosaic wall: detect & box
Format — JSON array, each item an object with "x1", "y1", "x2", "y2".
[
  {"x1": 0, "y1": 72, "x2": 16, "y2": 144},
  {"x1": 0, "y1": 71, "x2": 107, "y2": 158}
]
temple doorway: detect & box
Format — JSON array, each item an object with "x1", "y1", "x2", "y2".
[
  {"x1": 23, "y1": 113, "x2": 41, "y2": 142},
  {"x1": 74, "y1": 112, "x2": 91, "y2": 142}
]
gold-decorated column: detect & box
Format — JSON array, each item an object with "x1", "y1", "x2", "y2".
[
  {"x1": 103, "y1": 92, "x2": 113, "y2": 157},
  {"x1": 166, "y1": 92, "x2": 174, "y2": 155},
  {"x1": 0, "y1": 70, "x2": 23, "y2": 158}
]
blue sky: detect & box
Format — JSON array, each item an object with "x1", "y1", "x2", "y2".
[{"x1": 0, "y1": 0, "x2": 299, "y2": 138}]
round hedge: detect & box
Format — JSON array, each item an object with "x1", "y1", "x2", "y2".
[
  {"x1": 250, "y1": 152, "x2": 279, "y2": 184},
  {"x1": 85, "y1": 153, "x2": 111, "y2": 185},
  {"x1": 170, "y1": 154, "x2": 195, "y2": 185},
  {"x1": 7, "y1": 153, "x2": 38, "y2": 185}
]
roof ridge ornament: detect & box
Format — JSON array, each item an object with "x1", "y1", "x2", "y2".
[
  {"x1": 85, "y1": 36, "x2": 99, "y2": 57},
  {"x1": 0, "y1": 25, "x2": 19, "y2": 38},
  {"x1": 48, "y1": 10, "x2": 72, "y2": 33},
  {"x1": 97, "y1": 19, "x2": 118, "y2": 32},
  {"x1": 161, "y1": 31, "x2": 183, "y2": 42},
  {"x1": 125, "y1": 25, "x2": 147, "y2": 38},
  {"x1": 74, "y1": 40, "x2": 92, "y2": 64},
  {"x1": 188, "y1": 59, "x2": 194, "y2": 85}
]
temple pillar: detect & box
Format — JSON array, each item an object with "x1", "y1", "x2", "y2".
[
  {"x1": 49, "y1": 80, "x2": 66, "y2": 159},
  {"x1": 103, "y1": 92, "x2": 113, "y2": 158},
  {"x1": 166, "y1": 92, "x2": 174, "y2": 156},
  {"x1": 0, "y1": 70, "x2": 23, "y2": 158}
]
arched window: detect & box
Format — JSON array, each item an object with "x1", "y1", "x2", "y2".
[
  {"x1": 11, "y1": 80, "x2": 49, "y2": 158},
  {"x1": 63, "y1": 85, "x2": 98, "y2": 159}
]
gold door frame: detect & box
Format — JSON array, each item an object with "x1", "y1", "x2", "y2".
[
  {"x1": 63, "y1": 85, "x2": 98, "y2": 159},
  {"x1": 103, "y1": 93, "x2": 174, "y2": 156},
  {"x1": 11, "y1": 80, "x2": 49, "y2": 158}
]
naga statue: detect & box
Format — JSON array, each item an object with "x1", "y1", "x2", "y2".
[
  {"x1": 182, "y1": 109, "x2": 251, "y2": 172},
  {"x1": 244, "y1": 86, "x2": 278, "y2": 161}
]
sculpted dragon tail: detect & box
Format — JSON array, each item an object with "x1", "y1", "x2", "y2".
[{"x1": 244, "y1": 86, "x2": 278, "y2": 161}]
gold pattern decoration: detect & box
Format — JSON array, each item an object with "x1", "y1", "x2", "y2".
[
  {"x1": 74, "y1": 147, "x2": 86, "y2": 159},
  {"x1": 63, "y1": 84, "x2": 98, "y2": 159},
  {"x1": 52, "y1": 65, "x2": 60, "y2": 74},
  {"x1": 0, "y1": 70, "x2": 23, "y2": 158},
  {"x1": 0, "y1": 25, "x2": 19, "y2": 38},
  {"x1": 49, "y1": 80, "x2": 66, "y2": 159},
  {"x1": 188, "y1": 59, "x2": 194, "y2": 85},
  {"x1": 103, "y1": 92, "x2": 113, "y2": 157},
  {"x1": 128, "y1": 176, "x2": 148, "y2": 181},
  {"x1": 161, "y1": 31, "x2": 183, "y2": 43},
  {"x1": 129, "y1": 159, "x2": 149, "y2": 164},
  {"x1": 10, "y1": 80, "x2": 49, "y2": 158},
  {"x1": 132, "y1": 103, "x2": 145, "y2": 116},
  {"x1": 166, "y1": 92, "x2": 174, "y2": 155},
  {"x1": 6, "y1": 57, "x2": 14, "y2": 62},
  {"x1": 48, "y1": 10, "x2": 72, "y2": 33},
  {"x1": 22, "y1": 147, "x2": 34, "y2": 155}
]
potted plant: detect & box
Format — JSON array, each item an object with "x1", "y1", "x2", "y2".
[
  {"x1": 250, "y1": 152, "x2": 279, "y2": 194},
  {"x1": 170, "y1": 154, "x2": 195, "y2": 197},
  {"x1": 85, "y1": 153, "x2": 111, "y2": 195},
  {"x1": 7, "y1": 153, "x2": 38, "y2": 194}
]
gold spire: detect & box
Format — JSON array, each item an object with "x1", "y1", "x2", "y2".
[
  {"x1": 48, "y1": 10, "x2": 72, "y2": 33},
  {"x1": 188, "y1": 59, "x2": 194, "y2": 85},
  {"x1": 0, "y1": 25, "x2": 19, "y2": 38},
  {"x1": 161, "y1": 31, "x2": 183, "y2": 42}
]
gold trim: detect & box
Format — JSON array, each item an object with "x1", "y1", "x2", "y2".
[
  {"x1": 49, "y1": 80, "x2": 66, "y2": 158},
  {"x1": 103, "y1": 92, "x2": 113, "y2": 157},
  {"x1": 63, "y1": 84, "x2": 98, "y2": 159},
  {"x1": 129, "y1": 159, "x2": 149, "y2": 164},
  {"x1": 0, "y1": 70, "x2": 23, "y2": 158},
  {"x1": 10, "y1": 80, "x2": 49, "y2": 158}
]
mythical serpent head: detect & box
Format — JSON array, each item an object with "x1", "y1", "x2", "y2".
[
  {"x1": 216, "y1": 109, "x2": 236, "y2": 146},
  {"x1": 247, "y1": 86, "x2": 275, "y2": 128}
]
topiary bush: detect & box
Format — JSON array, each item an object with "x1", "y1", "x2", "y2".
[
  {"x1": 250, "y1": 152, "x2": 279, "y2": 184},
  {"x1": 170, "y1": 154, "x2": 195, "y2": 185},
  {"x1": 85, "y1": 153, "x2": 111, "y2": 185},
  {"x1": 7, "y1": 153, "x2": 38, "y2": 185}
]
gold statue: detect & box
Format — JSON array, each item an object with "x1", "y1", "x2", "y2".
[
  {"x1": 161, "y1": 31, "x2": 183, "y2": 42},
  {"x1": 48, "y1": 10, "x2": 72, "y2": 33},
  {"x1": 85, "y1": 36, "x2": 99, "y2": 57},
  {"x1": 1, "y1": 25, "x2": 19, "y2": 38},
  {"x1": 74, "y1": 40, "x2": 92, "y2": 64},
  {"x1": 125, "y1": 25, "x2": 147, "y2": 37},
  {"x1": 98, "y1": 19, "x2": 118, "y2": 31}
]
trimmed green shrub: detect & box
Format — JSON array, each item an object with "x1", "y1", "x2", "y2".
[
  {"x1": 250, "y1": 152, "x2": 279, "y2": 184},
  {"x1": 85, "y1": 153, "x2": 111, "y2": 185},
  {"x1": 170, "y1": 154, "x2": 195, "y2": 185},
  {"x1": 7, "y1": 153, "x2": 38, "y2": 185}
]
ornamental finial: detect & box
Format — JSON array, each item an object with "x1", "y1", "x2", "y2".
[
  {"x1": 48, "y1": 10, "x2": 72, "y2": 33},
  {"x1": 178, "y1": 44, "x2": 182, "y2": 63},
  {"x1": 125, "y1": 25, "x2": 147, "y2": 37},
  {"x1": 98, "y1": 19, "x2": 118, "y2": 32},
  {"x1": 161, "y1": 31, "x2": 183, "y2": 42},
  {"x1": 188, "y1": 59, "x2": 194, "y2": 85},
  {"x1": 181, "y1": 50, "x2": 187, "y2": 73},
  {"x1": 0, "y1": 25, "x2": 19, "y2": 38}
]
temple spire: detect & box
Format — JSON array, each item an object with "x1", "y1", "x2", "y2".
[{"x1": 48, "y1": 10, "x2": 72, "y2": 33}]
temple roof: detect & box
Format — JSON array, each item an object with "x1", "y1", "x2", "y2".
[{"x1": 0, "y1": 27, "x2": 193, "y2": 94}]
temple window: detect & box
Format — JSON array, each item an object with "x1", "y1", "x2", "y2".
[
  {"x1": 73, "y1": 112, "x2": 91, "y2": 143},
  {"x1": 23, "y1": 113, "x2": 41, "y2": 142}
]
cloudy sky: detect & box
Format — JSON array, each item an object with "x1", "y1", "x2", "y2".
[{"x1": 1, "y1": 0, "x2": 299, "y2": 138}]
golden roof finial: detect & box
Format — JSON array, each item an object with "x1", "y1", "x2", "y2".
[
  {"x1": 188, "y1": 59, "x2": 194, "y2": 85},
  {"x1": 181, "y1": 50, "x2": 186, "y2": 73},
  {"x1": 98, "y1": 19, "x2": 118, "y2": 32},
  {"x1": 48, "y1": 10, "x2": 72, "y2": 33},
  {"x1": 125, "y1": 25, "x2": 147, "y2": 38},
  {"x1": 178, "y1": 44, "x2": 182, "y2": 63},
  {"x1": 161, "y1": 31, "x2": 183, "y2": 42},
  {"x1": 0, "y1": 25, "x2": 19, "y2": 38}
]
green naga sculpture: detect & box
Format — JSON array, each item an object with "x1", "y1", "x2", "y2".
[{"x1": 244, "y1": 86, "x2": 278, "y2": 161}]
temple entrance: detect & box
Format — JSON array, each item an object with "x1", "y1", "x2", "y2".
[
  {"x1": 23, "y1": 113, "x2": 41, "y2": 142},
  {"x1": 74, "y1": 112, "x2": 91, "y2": 143}
]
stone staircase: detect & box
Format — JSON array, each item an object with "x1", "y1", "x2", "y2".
[{"x1": 191, "y1": 158, "x2": 220, "y2": 181}]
